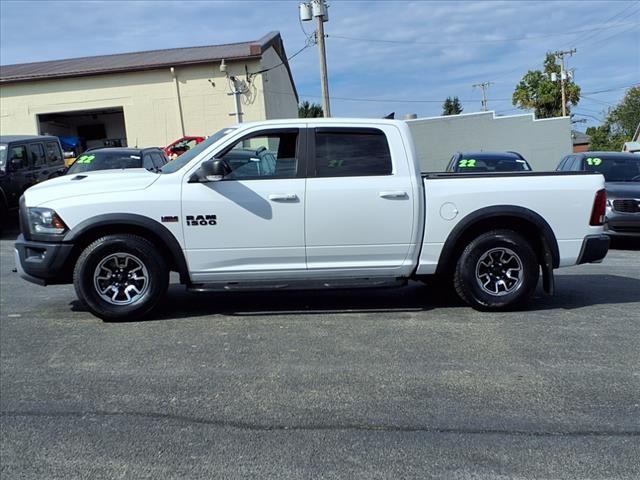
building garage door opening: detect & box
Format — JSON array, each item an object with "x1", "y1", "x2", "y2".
[{"x1": 37, "y1": 107, "x2": 127, "y2": 156}]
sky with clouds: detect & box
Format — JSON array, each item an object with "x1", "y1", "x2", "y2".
[{"x1": 1, "y1": 0, "x2": 638, "y2": 130}]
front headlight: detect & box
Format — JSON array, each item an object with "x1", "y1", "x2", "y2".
[{"x1": 28, "y1": 207, "x2": 68, "y2": 236}]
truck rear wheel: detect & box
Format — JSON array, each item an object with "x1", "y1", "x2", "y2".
[
  {"x1": 73, "y1": 234, "x2": 169, "y2": 321},
  {"x1": 453, "y1": 229, "x2": 539, "y2": 311}
]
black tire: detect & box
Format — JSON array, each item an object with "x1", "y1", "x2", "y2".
[
  {"x1": 453, "y1": 229, "x2": 539, "y2": 311},
  {"x1": 73, "y1": 234, "x2": 169, "y2": 321}
]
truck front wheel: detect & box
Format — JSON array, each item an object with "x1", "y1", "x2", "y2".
[
  {"x1": 73, "y1": 234, "x2": 169, "y2": 321},
  {"x1": 453, "y1": 229, "x2": 539, "y2": 311}
]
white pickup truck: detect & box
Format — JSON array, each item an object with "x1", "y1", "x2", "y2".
[{"x1": 15, "y1": 119, "x2": 610, "y2": 320}]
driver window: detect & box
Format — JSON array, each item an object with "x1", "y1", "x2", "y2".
[{"x1": 219, "y1": 130, "x2": 298, "y2": 180}]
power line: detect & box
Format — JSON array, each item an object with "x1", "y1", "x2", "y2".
[
  {"x1": 578, "y1": 23, "x2": 640, "y2": 56},
  {"x1": 580, "y1": 95, "x2": 616, "y2": 106},
  {"x1": 247, "y1": 42, "x2": 312, "y2": 80},
  {"x1": 573, "y1": 112, "x2": 604, "y2": 122},
  {"x1": 568, "y1": 1, "x2": 640, "y2": 46},
  {"x1": 328, "y1": 21, "x2": 637, "y2": 46},
  {"x1": 264, "y1": 84, "x2": 637, "y2": 105},
  {"x1": 585, "y1": 84, "x2": 640, "y2": 95}
]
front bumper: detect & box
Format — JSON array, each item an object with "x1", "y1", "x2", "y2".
[
  {"x1": 576, "y1": 234, "x2": 610, "y2": 265},
  {"x1": 605, "y1": 215, "x2": 640, "y2": 238},
  {"x1": 14, "y1": 234, "x2": 75, "y2": 286}
]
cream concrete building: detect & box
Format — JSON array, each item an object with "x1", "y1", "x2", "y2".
[{"x1": 0, "y1": 32, "x2": 298, "y2": 151}]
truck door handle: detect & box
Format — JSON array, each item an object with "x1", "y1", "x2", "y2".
[
  {"x1": 379, "y1": 191, "x2": 408, "y2": 199},
  {"x1": 268, "y1": 193, "x2": 298, "y2": 202}
]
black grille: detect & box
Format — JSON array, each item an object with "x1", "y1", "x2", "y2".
[{"x1": 612, "y1": 199, "x2": 640, "y2": 213}]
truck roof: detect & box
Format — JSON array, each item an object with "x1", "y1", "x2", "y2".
[{"x1": 236, "y1": 118, "x2": 408, "y2": 128}]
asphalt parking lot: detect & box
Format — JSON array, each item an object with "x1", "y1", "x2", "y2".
[{"x1": 1, "y1": 222, "x2": 639, "y2": 479}]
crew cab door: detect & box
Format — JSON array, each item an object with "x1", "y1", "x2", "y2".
[
  {"x1": 182, "y1": 127, "x2": 306, "y2": 281},
  {"x1": 304, "y1": 125, "x2": 416, "y2": 272}
]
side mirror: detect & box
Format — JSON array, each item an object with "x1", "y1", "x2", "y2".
[{"x1": 188, "y1": 159, "x2": 231, "y2": 183}]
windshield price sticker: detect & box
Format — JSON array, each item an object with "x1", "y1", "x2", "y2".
[
  {"x1": 586, "y1": 157, "x2": 602, "y2": 166},
  {"x1": 76, "y1": 154, "x2": 95, "y2": 164},
  {"x1": 458, "y1": 159, "x2": 476, "y2": 168}
]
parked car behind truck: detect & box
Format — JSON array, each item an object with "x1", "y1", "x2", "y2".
[
  {"x1": 65, "y1": 147, "x2": 169, "y2": 175},
  {"x1": 556, "y1": 151, "x2": 640, "y2": 238},
  {"x1": 445, "y1": 151, "x2": 532, "y2": 172},
  {"x1": 15, "y1": 119, "x2": 609, "y2": 320},
  {"x1": 0, "y1": 135, "x2": 64, "y2": 231}
]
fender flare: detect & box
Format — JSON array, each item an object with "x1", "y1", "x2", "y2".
[
  {"x1": 435, "y1": 205, "x2": 560, "y2": 277},
  {"x1": 63, "y1": 213, "x2": 189, "y2": 282}
]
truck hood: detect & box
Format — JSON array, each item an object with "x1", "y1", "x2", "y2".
[{"x1": 24, "y1": 169, "x2": 161, "y2": 206}]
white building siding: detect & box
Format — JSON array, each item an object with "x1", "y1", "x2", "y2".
[{"x1": 407, "y1": 111, "x2": 573, "y2": 172}]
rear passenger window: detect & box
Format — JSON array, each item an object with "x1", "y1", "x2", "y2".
[
  {"x1": 315, "y1": 128, "x2": 392, "y2": 177},
  {"x1": 29, "y1": 143, "x2": 46, "y2": 167},
  {"x1": 45, "y1": 142, "x2": 62, "y2": 164}
]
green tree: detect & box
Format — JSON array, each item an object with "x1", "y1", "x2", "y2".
[
  {"x1": 298, "y1": 101, "x2": 323, "y2": 118},
  {"x1": 512, "y1": 52, "x2": 580, "y2": 118},
  {"x1": 585, "y1": 124, "x2": 621, "y2": 151},
  {"x1": 442, "y1": 96, "x2": 463, "y2": 115},
  {"x1": 585, "y1": 86, "x2": 640, "y2": 151},
  {"x1": 607, "y1": 85, "x2": 640, "y2": 138}
]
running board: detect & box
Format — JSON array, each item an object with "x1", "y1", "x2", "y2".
[{"x1": 187, "y1": 277, "x2": 407, "y2": 293}]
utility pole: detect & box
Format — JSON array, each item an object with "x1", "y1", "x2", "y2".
[
  {"x1": 300, "y1": 0, "x2": 331, "y2": 117},
  {"x1": 472, "y1": 81, "x2": 494, "y2": 111},
  {"x1": 553, "y1": 48, "x2": 576, "y2": 117},
  {"x1": 219, "y1": 59, "x2": 245, "y2": 123},
  {"x1": 229, "y1": 77, "x2": 244, "y2": 123}
]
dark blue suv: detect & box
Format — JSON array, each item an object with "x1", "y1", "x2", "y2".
[{"x1": 556, "y1": 151, "x2": 640, "y2": 238}]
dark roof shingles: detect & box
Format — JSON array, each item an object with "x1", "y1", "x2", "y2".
[{"x1": 0, "y1": 32, "x2": 279, "y2": 83}]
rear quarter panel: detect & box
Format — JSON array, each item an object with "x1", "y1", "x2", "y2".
[{"x1": 416, "y1": 172, "x2": 606, "y2": 273}]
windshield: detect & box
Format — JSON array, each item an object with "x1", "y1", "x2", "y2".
[
  {"x1": 582, "y1": 155, "x2": 640, "y2": 182},
  {"x1": 454, "y1": 154, "x2": 531, "y2": 172},
  {"x1": 160, "y1": 127, "x2": 237, "y2": 174},
  {"x1": 67, "y1": 151, "x2": 143, "y2": 174},
  {"x1": 0, "y1": 144, "x2": 7, "y2": 172}
]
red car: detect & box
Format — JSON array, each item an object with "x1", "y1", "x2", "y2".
[{"x1": 163, "y1": 136, "x2": 205, "y2": 159}]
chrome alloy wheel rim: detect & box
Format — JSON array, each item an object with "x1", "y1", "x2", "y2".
[
  {"x1": 94, "y1": 253, "x2": 149, "y2": 305},
  {"x1": 475, "y1": 247, "x2": 523, "y2": 296}
]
